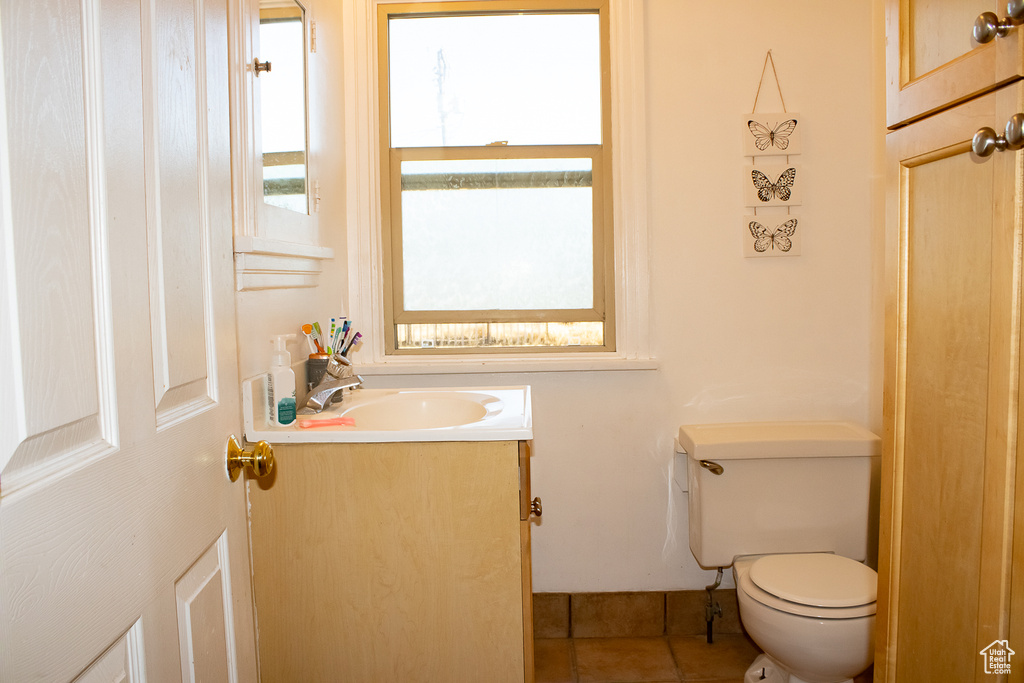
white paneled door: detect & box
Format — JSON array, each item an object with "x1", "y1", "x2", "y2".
[{"x1": 0, "y1": 0, "x2": 258, "y2": 681}]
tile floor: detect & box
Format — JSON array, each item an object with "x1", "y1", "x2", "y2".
[{"x1": 534, "y1": 634, "x2": 874, "y2": 683}]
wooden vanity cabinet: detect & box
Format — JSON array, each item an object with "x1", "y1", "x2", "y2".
[
  {"x1": 246, "y1": 440, "x2": 535, "y2": 683},
  {"x1": 880, "y1": 2, "x2": 1024, "y2": 680}
]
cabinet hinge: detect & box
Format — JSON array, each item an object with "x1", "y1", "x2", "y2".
[
  {"x1": 310, "y1": 20, "x2": 317, "y2": 53},
  {"x1": 313, "y1": 179, "x2": 321, "y2": 212}
]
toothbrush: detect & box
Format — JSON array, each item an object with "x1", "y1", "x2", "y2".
[
  {"x1": 328, "y1": 318, "x2": 337, "y2": 353},
  {"x1": 301, "y1": 324, "x2": 319, "y2": 355},
  {"x1": 336, "y1": 322, "x2": 351, "y2": 355},
  {"x1": 341, "y1": 331, "x2": 361, "y2": 357},
  {"x1": 297, "y1": 416, "x2": 356, "y2": 429},
  {"x1": 331, "y1": 318, "x2": 345, "y2": 355},
  {"x1": 312, "y1": 322, "x2": 324, "y2": 350}
]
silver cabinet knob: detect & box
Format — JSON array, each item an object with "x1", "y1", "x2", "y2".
[
  {"x1": 975, "y1": 11, "x2": 1013, "y2": 43},
  {"x1": 972, "y1": 113, "x2": 1024, "y2": 159},
  {"x1": 1004, "y1": 113, "x2": 1024, "y2": 149},
  {"x1": 1011, "y1": 0, "x2": 1024, "y2": 22},
  {"x1": 974, "y1": 2, "x2": 1024, "y2": 43},
  {"x1": 973, "y1": 127, "x2": 1008, "y2": 157}
]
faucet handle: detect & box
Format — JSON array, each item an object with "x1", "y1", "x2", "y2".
[{"x1": 326, "y1": 353, "x2": 353, "y2": 378}]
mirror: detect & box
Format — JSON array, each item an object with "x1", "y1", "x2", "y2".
[{"x1": 258, "y1": 0, "x2": 309, "y2": 214}]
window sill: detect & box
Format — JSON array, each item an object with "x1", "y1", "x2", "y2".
[{"x1": 353, "y1": 353, "x2": 659, "y2": 376}]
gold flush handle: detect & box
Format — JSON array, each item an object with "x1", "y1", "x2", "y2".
[{"x1": 227, "y1": 435, "x2": 275, "y2": 481}]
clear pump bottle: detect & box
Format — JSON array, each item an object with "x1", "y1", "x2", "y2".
[{"x1": 268, "y1": 334, "x2": 297, "y2": 426}]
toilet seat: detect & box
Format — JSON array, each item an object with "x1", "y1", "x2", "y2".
[{"x1": 738, "y1": 553, "x2": 877, "y2": 619}]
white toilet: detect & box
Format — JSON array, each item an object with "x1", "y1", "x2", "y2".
[{"x1": 678, "y1": 421, "x2": 881, "y2": 683}]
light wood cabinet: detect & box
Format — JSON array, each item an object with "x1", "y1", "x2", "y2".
[
  {"x1": 881, "y1": 2, "x2": 1024, "y2": 680},
  {"x1": 246, "y1": 440, "x2": 535, "y2": 683},
  {"x1": 886, "y1": 0, "x2": 1024, "y2": 128}
]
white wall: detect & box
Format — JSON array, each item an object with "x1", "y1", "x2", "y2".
[{"x1": 277, "y1": 0, "x2": 886, "y2": 593}]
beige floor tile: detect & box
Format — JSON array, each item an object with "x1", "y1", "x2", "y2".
[
  {"x1": 669, "y1": 634, "x2": 761, "y2": 681},
  {"x1": 574, "y1": 637, "x2": 680, "y2": 683},
  {"x1": 535, "y1": 638, "x2": 575, "y2": 683}
]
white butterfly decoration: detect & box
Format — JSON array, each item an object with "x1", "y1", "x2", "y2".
[
  {"x1": 744, "y1": 216, "x2": 801, "y2": 258},
  {"x1": 745, "y1": 165, "x2": 801, "y2": 206},
  {"x1": 751, "y1": 168, "x2": 796, "y2": 202},
  {"x1": 743, "y1": 113, "x2": 801, "y2": 156},
  {"x1": 750, "y1": 219, "x2": 797, "y2": 251}
]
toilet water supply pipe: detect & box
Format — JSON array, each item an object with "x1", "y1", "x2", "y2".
[{"x1": 705, "y1": 568, "x2": 724, "y2": 644}]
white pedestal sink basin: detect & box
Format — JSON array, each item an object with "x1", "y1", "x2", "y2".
[
  {"x1": 242, "y1": 382, "x2": 532, "y2": 443},
  {"x1": 338, "y1": 392, "x2": 498, "y2": 430}
]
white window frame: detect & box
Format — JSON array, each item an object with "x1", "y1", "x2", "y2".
[{"x1": 342, "y1": 0, "x2": 653, "y2": 373}]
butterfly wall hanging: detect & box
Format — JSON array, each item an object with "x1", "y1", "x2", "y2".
[
  {"x1": 744, "y1": 217, "x2": 800, "y2": 257},
  {"x1": 741, "y1": 55, "x2": 803, "y2": 258},
  {"x1": 744, "y1": 112, "x2": 801, "y2": 156},
  {"x1": 744, "y1": 164, "x2": 801, "y2": 206}
]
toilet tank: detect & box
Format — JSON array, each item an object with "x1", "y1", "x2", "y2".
[{"x1": 680, "y1": 421, "x2": 881, "y2": 569}]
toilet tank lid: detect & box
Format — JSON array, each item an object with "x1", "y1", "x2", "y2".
[{"x1": 677, "y1": 421, "x2": 880, "y2": 460}]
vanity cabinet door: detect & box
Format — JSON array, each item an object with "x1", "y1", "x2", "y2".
[
  {"x1": 886, "y1": 0, "x2": 1024, "y2": 128},
  {"x1": 247, "y1": 440, "x2": 534, "y2": 683},
  {"x1": 879, "y1": 84, "x2": 1024, "y2": 682}
]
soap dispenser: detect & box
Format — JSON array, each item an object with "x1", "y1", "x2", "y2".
[{"x1": 268, "y1": 334, "x2": 297, "y2": 426}]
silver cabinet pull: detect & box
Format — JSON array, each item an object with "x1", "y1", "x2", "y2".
[
  {"x1": 974, "y1": 1, "x2": 1024, "y2": 43},
  {"x1": 972, "y1": 113, "x2": 1024, "y2": 158}
]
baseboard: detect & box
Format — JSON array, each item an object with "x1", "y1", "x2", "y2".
[{"x1": 533, "y1": 590, "x2": 742, "y2": 639}]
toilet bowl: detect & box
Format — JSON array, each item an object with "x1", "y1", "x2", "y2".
[
  {"x1": 679, "y1": 421, "x2": 881, "y2": 683},
  {"x1": 733, "y1": 554, "x2": 876, "y2": 683}
]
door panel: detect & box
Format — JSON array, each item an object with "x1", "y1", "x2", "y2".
[
  {"x1": 899, "y1": 147, "x2": 991, "y2": 680},
  {"x1": 0, "y1": 0, "x2": 257, "y2": 679},
  {"x1": 887, "y1": 0, "x2": 1024, "y2": 128},
  {"x1": 175, "y1": 533, "x2": 237, "y2": 683},
  {"x1": 0, "y1": 0, "x2": 113, "y2": 483},
  {"x1": 73, "y1": 621, "x2": 145, "y2": 683},
  {"x1": 907, "y1": 0, "x2": 991, "y2": 79},
  {"x1": 150, "y1": 0, "x2": 215, "y2": 418},
  {"x1": 880, "y1": 84, "x2": 1022, "y2": 681}
]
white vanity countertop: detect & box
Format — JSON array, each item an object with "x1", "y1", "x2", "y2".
[{"x1": 242, "y1": 376, "x2": 533, "y2": 443}]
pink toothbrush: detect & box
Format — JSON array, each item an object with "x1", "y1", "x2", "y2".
[{"x1": 297, "y1": 416, "x2": 356, "y2": 429}]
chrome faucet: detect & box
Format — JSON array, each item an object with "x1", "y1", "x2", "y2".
[{"x1": 299, "y1": 353, "x2": 364, "y2": 414}]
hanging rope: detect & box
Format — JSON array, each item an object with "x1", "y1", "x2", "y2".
[{"x1": 751, "y1": 50, "x2": 787, "y2": 113}]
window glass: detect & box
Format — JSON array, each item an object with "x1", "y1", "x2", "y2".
[
  {"x1": 387, "y1": 13, "x2": 601, "y2": 147},
  {"x1": 400, "y1": 158, "x2": 594, "y2": 311}
]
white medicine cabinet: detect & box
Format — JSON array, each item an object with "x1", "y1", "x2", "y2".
[{"x1": 231, "y1": 0, "x2": 333, "y2": 290}]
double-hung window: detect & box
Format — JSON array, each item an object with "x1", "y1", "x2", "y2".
[{"x1": 378, "y1": 1, "x2": 613, "y2": 354}]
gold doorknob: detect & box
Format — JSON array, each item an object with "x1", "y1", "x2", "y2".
[{"x1": 227, "y1": 435, "x2": 275, "y2": 481}]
